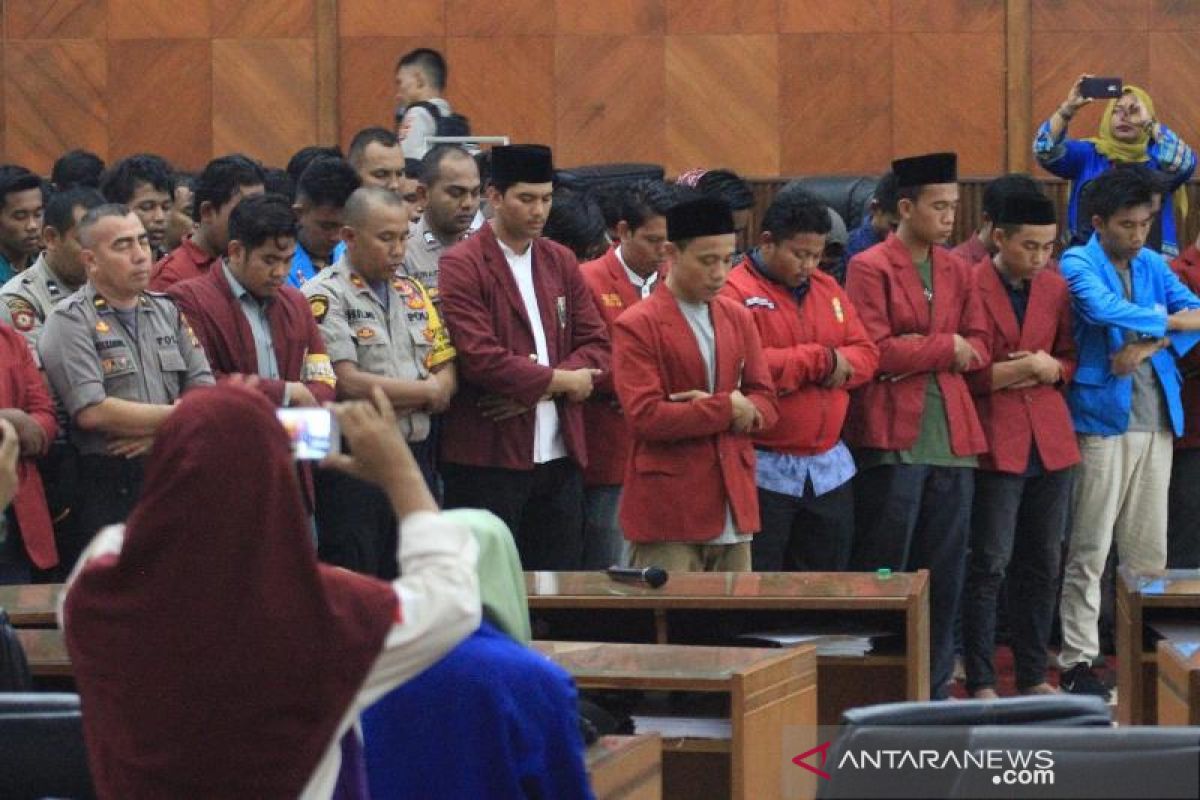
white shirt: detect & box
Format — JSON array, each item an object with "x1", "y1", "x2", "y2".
[
  {"x1": 61, "y1": 511, "x2": 482, "y2": 800},
  {"x1": 499, "y1": 238, "x2": 568, "y2": 463},
  {"x1": 615, "y1": 245, "x2": 659, "y2": 299}
]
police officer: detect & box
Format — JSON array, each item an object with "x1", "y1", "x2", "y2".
[
  {"x1": 39, "y1": 204, "x2": 214, "y2": 545},
  {"x1": 406, "y1": 145, "x2": 483, "y2": 299},
  {"x1": 303, "y1": 186, "x2": 455, "y2": 579}
]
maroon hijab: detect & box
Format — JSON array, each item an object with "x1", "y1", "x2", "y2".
[{"x1": 64, "y1": 385, "x2": 398, "y2": 799}]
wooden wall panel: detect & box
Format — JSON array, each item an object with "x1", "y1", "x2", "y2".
[
  {"x1": 339, "y1": 0, "x2": 445, "y2": 37},
  {"x1": 665, "y1": 34, "x2": 777, "y2": 176},
  {"x1": 893, "y1": 32, "x2": 1005, "y2": 176},
  {"x1": 445, "y1": 0, "x2": 555, "y2": 36},
  {"x1": 108, "y1": 41, "x2": 212, "y2": 167},
  {"x1": 556, "y1": 0, "x2": 665, "y2": 35},
  {"x1": 1033, "y1": 0, "x2": 1149, "y2": 31},
  {"x1": 892, "y1": 0, "x2": 1004, "y2": 32},
  {"x1": 779, "y1": 33, "x2": 892, "y2": 175},
  {"x1": 7, "y1": 0, "x2": 107, "y2": 39},
  {"x1": 445, "y1": 36, "x2": 555, "y2": 145},
  {"x1": 5, "y1": 42, "x2": 108, "y2": 171},
  {"x1": 339, "y1": 37, "x2": 444, "y2": 149},
  {"x1": 1149, "y1": 33, "x2": 1200, "y2": 157},
  {"x1": 554, "y1": 35, "x2": 665, "y2": 167},
  {"x1": 212, "y1": 39, "x2": 317, "y2": 167},
  {"x1": 1151, "y1": 0, "x2": 1200, "y2": 29},
  {"x1": 210, "y1": 0, "x2": 314, "y2": 38},
  {"x1": 109, "y1": 0, "x2": 211, "y2": 38},
  {"x1": 779, "y1": 0, "x2": 890, "y2": 33},
  {"x1": 665, "y1": 0, "x2": 777, "y2": 34}
]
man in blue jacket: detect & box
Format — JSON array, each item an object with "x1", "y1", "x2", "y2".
[{"x1": 1058, "y1": 169, "x2": 1200, "y2": 698}]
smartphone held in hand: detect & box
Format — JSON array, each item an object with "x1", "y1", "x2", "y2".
[
  {"x1": 276, "y1": 407, "x2": 340, "y2": 460},
  {"x1": 1080, "y1": 76, "x2": 1122, "y2": 99}
]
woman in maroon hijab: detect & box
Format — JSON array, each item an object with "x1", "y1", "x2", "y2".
[{"x1": 59, "y1": 384, "x2": 480, "y2": 799}]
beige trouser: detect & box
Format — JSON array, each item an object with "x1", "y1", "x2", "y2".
[
  {"x1": 628, "y1": 541, "x2": 752, "y2": 572},
  {"x1": 1058, "y1": 431, "x2": 1172, "y2": 667}
]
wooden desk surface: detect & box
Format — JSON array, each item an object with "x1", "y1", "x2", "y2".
[
  {"x1": 16, "y1": 628, "x2": 69, "y2": 677},
  {"x1": 526, "y1": 571, "x2": 927, "y2": 610},
  {"x1": 1157, "y1": 638, "x2": 1200, "y2": 726},
  {"x1": 587, "y1": 735, "x2": 662, "y2": 800},
  {"x1": 1116, "y1": 567, "x2": 1200, "y2": 726},
  {"x1": 0, "y1": 583, "x2": 61, "y2": 626}
]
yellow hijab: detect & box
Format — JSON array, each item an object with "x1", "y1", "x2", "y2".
[{"x1": 1085, "y1": 85, "x2": 1189, "y2": 223}]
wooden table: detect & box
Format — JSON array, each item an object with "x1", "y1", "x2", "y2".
[
  {"x1": 1157, "y1": 637, "x2": 1200, "y2": 726},
  {"x1": 536, "y1": 640, "x2": 818, "y2": 800},
  {"x1": 587, "y1": 735, "x2": 662, "y2": 800},
  {"x1": 0, "y1": 583, "x2": 60, "y2": 626},
  {"x1": 16, "y1": 628, "x2": 70, "y2": 678},
  {"x1": 1115, "y1": 568, "x2": 1200, "y2": 725},
  {"x1": 527, "y1": 570, "x2": 929, "y2": 723}
]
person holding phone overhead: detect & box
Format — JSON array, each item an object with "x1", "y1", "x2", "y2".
[{"x1": 1034, "y1": 74, "x2": 1196, "y2": 257}]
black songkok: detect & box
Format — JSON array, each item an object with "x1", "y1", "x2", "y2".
[
  {"x1": 995, "y1": 192, "x2": 1057, "y2": 226},
  {"x1": 892, "y1": 152, "x2": 958, "y2": 188},
  {"x1": 666, "y1": 196, "x2": 735, "y2": 241},
  {"x1": 490, "y1": 145, "x2": 555, "y2": 185}
]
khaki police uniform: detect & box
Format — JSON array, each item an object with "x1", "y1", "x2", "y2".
[
  {"x1": 0, "y1": 254, "x2": 79, "y2": 355},
  {"x1": 403, "y1": 214, "x2": 481, "y2": 304},
  {"x1": 302, "y1": 255, "x2": 454, "y2": 579},
  {"x1": 302, "y1": 256, "x2": 454, "y2": 442},
  {"x1": 38, "y1": 283, "x2": 214, "y2": 539}
]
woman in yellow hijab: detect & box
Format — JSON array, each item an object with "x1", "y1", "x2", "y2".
[{"x1": 1033, "y1": 75, "x2": 1195, "y2": 257}]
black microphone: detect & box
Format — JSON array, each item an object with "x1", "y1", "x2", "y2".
[{"x1": 606, "y1": 565, "x2": 668, "y2": 589}]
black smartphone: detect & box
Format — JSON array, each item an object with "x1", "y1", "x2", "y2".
[{"x1": 1080, "y1": 77, "x2": 1123, "y2": 99}]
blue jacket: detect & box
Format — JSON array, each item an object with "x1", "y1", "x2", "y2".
[{"x1": 1060, "y1": 234, "x2": 1200, "y2": 436}]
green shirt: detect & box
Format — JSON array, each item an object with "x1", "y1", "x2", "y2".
[{"x1": 858, "y1": 257, "x2": 977, "y2": 469}]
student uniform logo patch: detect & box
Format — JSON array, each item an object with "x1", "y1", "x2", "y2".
[
  {"x1": 601, "y1": 293, "x2": 623, "y2": 308},
  {"x1": 745, "y1": 296, "x2": 776, "y2": 310},
  {"x1": 832, "y1": 297, "x2": 845, "y2": 323},
  {"x1": 309, "y1": 295, "x2": 329, "y2": 324}
]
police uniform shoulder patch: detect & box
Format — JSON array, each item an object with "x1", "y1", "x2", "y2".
[
  {"x1": 5, "y1": 296, "x2": 37, "y2": 332},
  {"x1": 309, "y1": 294, "x2": 330, "y2": 323}
]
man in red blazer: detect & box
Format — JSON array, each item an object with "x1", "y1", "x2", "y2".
[
  {"x1": 0, "y1": 320, "x2": 57, "y2": 582},
  {"x1": 723, "y1": 189, "x2": 878, "y2": 572},
  {"x1": 613, "y1": 195, "x2": 778, "y2": 572},
  {"x1": 961, "y1": 191, "x2": 1080, "y2": 698},
  {"x1": 438, "y1": 145, "x2": 610, "y2": 570},
  {"x1": 1169, "y1": 228, "x2": 1200, "y2": 568},
  {"x1": 844, "y1": 152, "x2": 990, "y2": 699},
  {"x1": 579, "y1": 180, "x2": 673, "y2": 569}
]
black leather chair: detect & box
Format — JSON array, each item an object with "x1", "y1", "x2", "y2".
[
  {"x1": 555, "y1": 163, "x2": 665, "y2": 193},
  {"x1": 817, "y1": 696, "x2": 1112, "y2": 799},
  {"x1": 0, "y1": 693, "x2": 95, "y2": 799},
  {"x1": 778, "y1": 175, "x2": 879, "y2": 231}
]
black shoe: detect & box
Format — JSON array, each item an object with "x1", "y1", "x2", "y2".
[{"x1": 1059, "y1": 662, "x2": 1111, "y2": 700}]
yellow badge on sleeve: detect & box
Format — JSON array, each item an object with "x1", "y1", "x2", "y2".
[
  {"x1": 301, "y1": 352, "x2": 336, "y2": 388},
  {"x1": 309, "y1": 294, "x2": 329, "y2": 324}
]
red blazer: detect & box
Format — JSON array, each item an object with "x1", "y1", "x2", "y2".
[
  {"x1": 723, "y1": 259, "x2": 878, "y2": 455},
  {"x1": 1172, "y1": 245, "x2": 1200, "y2": 449},
  {"x1": 166, "y1": 265, "x2": 336, "y2": 407},
  {"x1": 843, "y1": 234, "x2": 989, "y2": 455},
  {"x1": 438, "y1": 224, "x2": 610, "y2": 470},
  {"x1": 965, "y1": 260, "x2": 1081, "y2": 473},
  {"x1": 150, "y1": 236, "x2": 218, "y2": 292},
  {"x1": 612, "y1": 289, "x2": 778, "y2": 543},
  {"x1": 579, "y1": 247, "x2": 666, "y2": 486},
  {"x1": 0, "y1": 323, "x2": 57, "y2": 568}
]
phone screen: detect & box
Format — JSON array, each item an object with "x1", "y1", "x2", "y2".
[{"x1": 276, "y1": 408, "x2": 339, "y2": 460}]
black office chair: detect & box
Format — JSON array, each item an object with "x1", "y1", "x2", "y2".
[
  {"x1": 777, "y1": 176, "x2": 880, "y2": 231},
  {"x1": 816, "y1": 696, "x2": 1112, "y2": 799},
  {"x1": 0, "y1": 693, "x2": 95, "y2": 799},
  {"x1": 555, "y1": 163, "x2": 666, "y2": 193}
]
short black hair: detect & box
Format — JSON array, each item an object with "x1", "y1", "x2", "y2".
[
  {"x1": 263, "y1": 167, "x2": 296, "y2": 201},
  {"x1": 348, "y1": 127, "x2": 399, "y2": 169},
  {"x1": 77, "y1": 202, "x2": 134, "y2": 248},
  {"x1": 173, "y1": 171, "x2": 196, "y2": 193},
  {"x1": 543, "y1": 189, "x2": 606, "y2": 261},
  {"x1": 619, "y1": 180, "x2": 676, "y2": 232},
  {"x1": 0, "y1": 165, "x2": 44, "y2": 210},
  {"x1": 587, "y1": 183, "x2": 627, "y2": 232},
  {"x1": 1084, "y1": 167, "x2": 1158, "y2": 222},
  {"x1": 418, "y1": 144, "x2": 475, "y2": 187},
  {"x1": 51, "y1": 150, "x2": 105, "y2": 190},
  {"x1": 99, "y1": 154, "x2": 175, "y2": 204},
  {"x1": 695, "y1": 169, "x2": 754, "y2": 211},
  {"x1": 761, "y1": 189, "x2": 833, "y2": 242},
  {"x1": 981, "y1": 173, "x2": 1040, "y2": 222},
  {"x1": 396, "y1": 48, "x2": 448, "y2": 91},
  {"x1": 44, "y1": 187, "x2": 106, "y2": 235},
  {"x1": 404, "y1": 158, "x2": 422, "y2": 180},
  {"x1": 228, "y1": 193, "x2": 297, "y2": 252},
  {"x1": 296, "y1": 157, "x2": 361, "y2": 209},
  {"x1": 872, "y1": 172, "x2": 900, "y2": 214},
  {"x1": 192, "y1": 154, "x2": 266, "y2": 222},
  {"x1": 286, "y1": 145, "x2": 342, "y2": 184}
]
